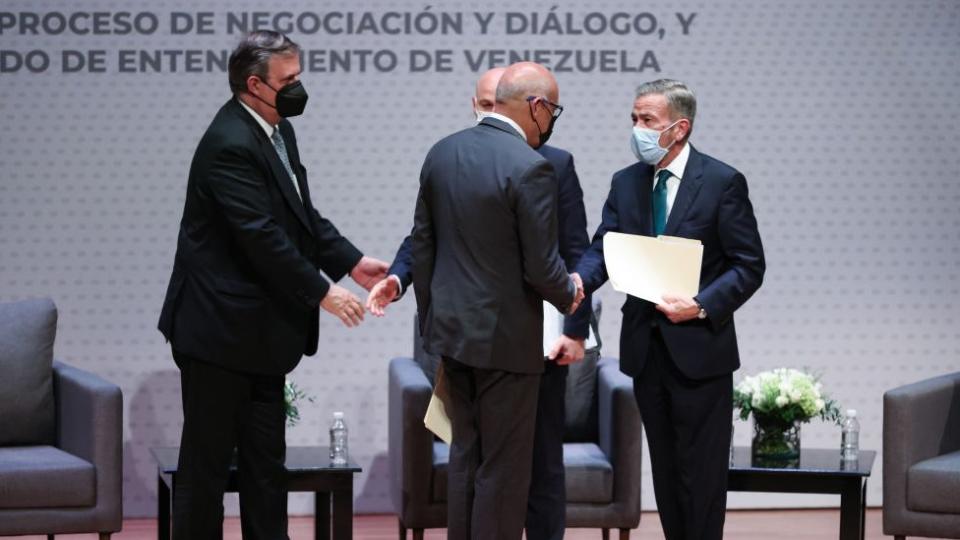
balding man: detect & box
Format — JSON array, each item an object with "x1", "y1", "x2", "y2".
[
  {"x1": 410, "y1": 62, "x2": 584, "y2": 539},
  {"x1": 367, "y1": 66, "x2": 592, "y2": 539}
]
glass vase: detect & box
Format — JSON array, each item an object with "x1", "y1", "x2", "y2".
[{"x1": 751, "y1": 413, "x2": 800, "y2": 467}]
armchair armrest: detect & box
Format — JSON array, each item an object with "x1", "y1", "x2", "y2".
[
  {"x1": 388, "y1": 357, "x2": 437, "y2": 519},
  {"x1": 52, "y1": 360, "x2": 123, "y2": 529},
  {"x1": 597, "y1": 357, "x2": 643, "y2": 519}
]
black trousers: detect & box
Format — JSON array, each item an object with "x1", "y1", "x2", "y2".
[
  {"x1": 172, "y1": 350, "x2": 289, "y2": 540},
  {"x1": 443, "y1": 357, "x2": 541, "y2": 540},
  {"x1": 633, "y1": 329, "x2": 733, "y2": 540},
  {"x1": 525, "y1": 360, "x2": 568, "y2": 540}
]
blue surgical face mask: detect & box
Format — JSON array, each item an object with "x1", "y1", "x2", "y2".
[{"x1": 630, "y1": 119, "x2": 681, "y2": 165}]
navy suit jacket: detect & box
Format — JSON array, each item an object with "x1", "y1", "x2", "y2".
[
  {"x1": 576, "y1": 145, "x2": 764, "y2": 380},
  {"x1": 389, "y1": 144, "x2": 592, "y2": 339}
]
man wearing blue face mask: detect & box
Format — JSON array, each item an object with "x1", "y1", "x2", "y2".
[{"x1": 574, "y1": 79, "x2": 765, "y2": 540}]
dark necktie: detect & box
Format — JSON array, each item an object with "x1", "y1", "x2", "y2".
[
  {"x1": 652, "y1": 169, "x2": 671, "y2": 236},
  {"x1": 271, "y1": 128, "x2": 302, "y2": 202}
]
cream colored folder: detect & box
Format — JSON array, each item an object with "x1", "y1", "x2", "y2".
[
  {"x1": 603, "y1": 232, "x2": 703, "y2": 304},
  {"x1": 424, "y1": 363, "x2": 453, "y2": 445}
]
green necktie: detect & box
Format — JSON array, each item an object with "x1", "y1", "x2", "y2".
[{"x1": 652, "y1": 169, "x2": 671, "y2": 236}]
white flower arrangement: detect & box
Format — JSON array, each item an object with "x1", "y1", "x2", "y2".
[{"x1": 734, "y1": 368, "x2": 841, "y2": 426}]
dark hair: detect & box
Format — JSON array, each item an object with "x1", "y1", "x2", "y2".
[{"x1": 228, "y1": 30, "x2": 300, "y2": 94}]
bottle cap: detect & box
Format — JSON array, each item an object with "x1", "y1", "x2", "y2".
[
  {"x1": 333, "y1": 411, "x2": 344, "y2": 419},
  {"x1": 846, "y1": 409, "x2": 857, "y2": 417}
]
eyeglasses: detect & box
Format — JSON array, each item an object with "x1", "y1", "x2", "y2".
[{"x1": 526, "y1": 96, "x2": 564, "y2": 119}]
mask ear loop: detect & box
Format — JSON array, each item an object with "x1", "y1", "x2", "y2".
[{"x1": 528, "y1": 98, "x2": 546, "y2": 139}]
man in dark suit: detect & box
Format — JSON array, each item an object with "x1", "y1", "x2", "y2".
[
  {"x1": 157, "y1": 31, "x2": 387, "y2": 539},
  {"x1": 409, "y1": 62, "x2": 584, "y2": 539},
  {"x1": 574, "y1": 79, "x2": 765, "y2": 540},
  {"x1": 366, "y1": 67, "x2": 591, "y2": 540}
]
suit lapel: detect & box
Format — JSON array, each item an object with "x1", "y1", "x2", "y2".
[
  {"x1": 231, "y1": 100, "x2": 314, "y2": 234},
  {"x1": 664, "y1": 146, "x2": 705, "y2": 236},
  {"x1": 632, "y1": 165, "x2": 655, "y2": 236}
]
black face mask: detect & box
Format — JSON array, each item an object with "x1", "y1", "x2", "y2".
[
  {"x1": 529, "y1": 101, "x2": 558, "y2": 149},
  {"x1": 256, "y1": 79, "x2": 309, "y2": 118}
]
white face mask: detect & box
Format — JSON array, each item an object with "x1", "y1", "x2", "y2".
[{"x1": 630, "y1": 119, "x2": 681, "y2": 165}]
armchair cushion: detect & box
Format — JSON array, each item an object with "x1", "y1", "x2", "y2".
[
  {"x1": 0, "y1": 298, "x2": 57, "y2": 446},
  {"x1": 429, "y1": 441, "x2": 614, "y2": 504},
  {"x1": 907, "y1": 449, "x2": 960, "y2": 513},
  {"x1": 564, "y1": 442, "x2": 614, "y2": 503},
  {"x1": 0, "y1": 445, "x2": 95, "y2": 508},
  {"x1": 564, "y1": 348, "x2": 599, "y2": 442}
]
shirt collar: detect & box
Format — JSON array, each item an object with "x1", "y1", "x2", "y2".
[
  {"x1": 655, "y1": 141, "x2": 691, "y2": 184},
  {"x1": 483, "y1": 112, "x2": 526, "y2": 139},
  {"x1": 238, "y1": 98, "x2": 277, "y2": 139}
]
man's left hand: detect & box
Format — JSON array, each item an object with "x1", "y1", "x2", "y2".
[
  {"x1": 547, "y1": 334, "x2": 586, "y2": 366},
  {"x1": 656, "y1": 294, "x2": 700, "y2": 323},
  {"x1": 350, "y1": 256, "x2": 390, "y2": 291}
]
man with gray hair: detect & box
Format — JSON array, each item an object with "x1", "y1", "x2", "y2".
[
  {"x1": 574, "y1": 79, "x2": 765, "y2": 539},
  {"x1": 411, "y1": 62, "x2": 585, "y2": 539},
  {"x1": 158, "y1": 30, "x2": 388, "y2": 538}
]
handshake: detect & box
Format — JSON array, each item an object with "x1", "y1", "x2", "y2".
[{"x1": 320, "y1": 256, "x2": 390, "y2": 327}]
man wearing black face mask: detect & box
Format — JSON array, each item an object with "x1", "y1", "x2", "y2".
[
  {"x1": 410, "y1": 61, "x2": 585, "y2": 539},
  {"x1": 158, "y1": 30, "x2": 388, "y2": 539}
]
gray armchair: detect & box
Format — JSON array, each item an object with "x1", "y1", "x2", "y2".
[
  {"x1": 0, "y1": 298, "x2": 123, "y2": 539},
  {"x1": 389, "y1": 306, "x2": 643, "y2": 539},
  {"x1": 883, "y1": 371, "x2": 960, "y2": 539}
]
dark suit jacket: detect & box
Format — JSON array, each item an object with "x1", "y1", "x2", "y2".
[
  {"x1": 389, "y1": 144, "x2": 591, "y2": 339},
  {"x1": 576, "y1": 145, "x2": 764, "y2": 380},
  {"x1": 158, "y1": 98, "x2": 363, "y2": 375},
  {"x1": 411, "y1": 117, "x2": 576, "y2": 374}
]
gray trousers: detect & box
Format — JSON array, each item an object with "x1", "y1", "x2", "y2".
[{"x1": 443, "y1": 357, "x2": 541, "y2": 540}]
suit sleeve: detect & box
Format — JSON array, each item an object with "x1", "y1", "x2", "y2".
[
  {"x1": 575, "y1": 177, "x2": 619, "y2": 295},
  {"x1": 411, "y1": 156, "x2": 435, "y2": 335},
  {"x1": 282, "y1": 119, "x2": 363, "y2": 282},
  {"x1": 555, "y1": 153, "x2": 592, "y2": 339},
  {"x1": 514, "y1": 159, "x2": 576, "y2": 312},
  {"x1": 694, "y1": 173, "x2": 765, "y2": 329},
  {"x1": 203, "y1": 143, "x2": 331, "y2": 310},
  {"x1": 387, "y1": 233, "x2": 414, "y2": 292},
  {"x1": 309, "y1": 207, "x2": 363, "y2": 281}
]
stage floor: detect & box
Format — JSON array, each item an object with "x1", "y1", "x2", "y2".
[{"x1": 13, "y1": 509, "x2": 954, "y2": 539}]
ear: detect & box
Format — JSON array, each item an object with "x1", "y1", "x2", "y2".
[
  {"x1": 471, "y1": 96, "x2": 478, "y2": 110},
  {"x1": 677, "y1": 118, "x2": 692, "y2": 141},
  {"x1": 246, "y1": 75, "x2": 266, "y2": 96}
]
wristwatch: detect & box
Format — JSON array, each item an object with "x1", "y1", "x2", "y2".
[{"x1": 694, "y1": 298, "x2": 707, "y2": 320}]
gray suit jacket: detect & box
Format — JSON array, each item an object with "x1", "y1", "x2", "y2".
[{"x1": 412, "y1": 117, "x2": 575, "y2": 374}]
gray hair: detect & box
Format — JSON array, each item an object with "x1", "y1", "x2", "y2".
[
  {"x1": 636, "y1": 79, "x2": 697, "y2": 128},
  {"x1": 228, "y1": 31, "x2": 300, "y2": 94}
]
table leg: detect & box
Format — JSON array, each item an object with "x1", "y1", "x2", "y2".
[
  {"x1": 315, "y1": 491, "x2": 330, "y2": 540},
  {"x1": 839, "y1": 478, "x2": 865, "y2": 540},
  {"x1": 332, "y1": 487, "x2": 353, "y2": 540},
  {"x1": 158, "y1": 474, "x2": 170, "y2": 540},
  {"x1": 861, "y1": 480, "x2": 868, "y2": 540}
]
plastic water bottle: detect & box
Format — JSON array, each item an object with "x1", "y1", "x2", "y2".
[
  {"x1": 329, "y1": 412, "x2": 348, "y2": 466},
  {"x1": 841, "y1": 409, "x2": 860, "y2": 462}
]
